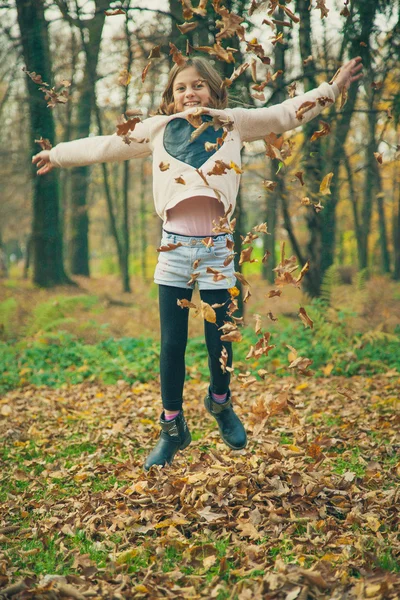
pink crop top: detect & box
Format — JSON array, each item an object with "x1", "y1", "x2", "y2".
[{"x1": 164, "y1": 195, "x2": 225, "y2": 236}]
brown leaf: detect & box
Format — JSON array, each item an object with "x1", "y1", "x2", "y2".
[
  {"x1": 310, "y1": 120, "x2": 331, "y2": 142},
  {"x1": 148, "y1": 45, "x2": 161, "y2": 59},
  {"x1": 262, "y1": 251, "x2": 271, "y2": 263},
  {"x1": 190, "y1": 121, "x2": 212, "y2": 142},
  {"x1": 177, "y1": 21, "x2": 198, "y2": 34},
  {"x1": 187, "y1": 272, "x2": 200, "y2": 286},
  {"x1": 220, "y1": 329, "x2": 242, "y2": 342},
  {"x1": 253, "y1": 222, "x2": 269, "y2": 234},
  {"x1": 219, "y1": 346, "x2": 229, "y2": 373},
  {"x1": 214, "y1": 5, "x2": 245, "y2": 41},
  {"x1": 116, "y1": 117, "x2": 141, "y2": 137},
  {"x1": 175, "y1": 176, "x2": 186, "y2": 185},
  {"x1": 287, "y1": 82, "x2": 297, "y2": 98},
  {"x1": 206, "y1": 267, "x2": 227, "y2": 282},
  {"x1": 298, "y1": 307, "x2": 313, "y2": 329},
  {"x1": 263, "y1": 180, "x2": 277, "y2": 191},
  {"x1": 159, "y1": 161, "x2": 170, "y2": 172},
  {"x1": 207, "y1": 160, "x2": 230, "y2": 176},
  {"x1": 35, "y1": 137, "x2": 52, "y2": 151},
  {"x1": 222, "y1": 62, "x2": 249, "y2": 88},
  {"x1": 294, "y1": 171, "x2": 305, "y2": 185},
  {"x1": 267, "y1": 289, "x2": 282, "y2": 298},
  {"x1": 169, "y1": 43, "x2": 188, "y2": 67},
  {"x1": 295, "y1": 260, "x2": 310, "y2": 284},
  {"x1": 104, "y1": 8, "x2": 125, "y2": 15},
  {"x1": 296, "y1": 101, "x2": 316, "y2": 121},
  {"x1": 177, "y1": 299, "x2": 198, "y2": 309},
  {"x1": 141, "y1": 62, "x2": 151, "y2": 83},
  {"x1": 254, "y1": 314, "x2": 262, "y2": 335},
  {"x1": 157, "y1": 242, "x2": 183, "y2": 252},
  {"x1": 239, "y1": 246, "x2": 256, "y2": 266},
  {"x1": 315, "y1": 0, "x2": 329, "y2": 18}
]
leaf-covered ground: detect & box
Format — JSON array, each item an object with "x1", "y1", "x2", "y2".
[{"x1": 1, "y1": 374, "x2": 399, "y2": 599}]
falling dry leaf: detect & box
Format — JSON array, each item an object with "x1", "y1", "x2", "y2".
[
  {"x1": 177, "y1": 21, "x2": 198, "y2": 34},
  {"x1": 296, "y1": 101, "x2": 316, "y2": 121},
  {"x1": 169, "y1": 42, "x2": 188, "y2": 67},
  {"x1": 201, "y1": 301, "x2": 217, "y2": 323},
  {"x1": 118, "y1": 70, "x2": 131, "y2": 86},
  {"x1": 310, "y1": 120, "x2": 331, "y2": 142},
  {"x1": 157, "y1": 243, "x2": 183, "y2": 252},
  {"x1": 298, "y1": 307, "x2": 314, "y2": 329},
  {"x1": 320, "y1": 172, "x2": 334, "y2": 195},
  {"x1": 104, "y1": 8, "x2": 125, "y2": 16}
]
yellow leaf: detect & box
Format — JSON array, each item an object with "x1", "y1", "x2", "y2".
[
  {"x1": 73, "y1": 473, "x2": 89, "y2": 482},
  {"x1": 366, "y1": 515, "x2": 381, "y2": 532},
  {"x1": 287, "y1": 445, "x2": 302, "y2": 452},
  {"x1": 295, "y1": 383, "x2": 309, "y2": 391},
  {"x1": 319, "y1": 172, "x2": 334, "y2": 194},
  {"x1": 321, "y1": 553, "x2": 339, "y2": 561},
  {"x1": 322, "y1": 363, "x2": 334, "y2": 376},
  {"x1": 116, "y1": 548, "x2": 139, "y2": 564},
  {"x1": 134, "y1": 585, "x2": 150, "y2": 593}
]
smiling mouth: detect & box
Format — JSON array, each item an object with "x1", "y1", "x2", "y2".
[{"x1": 184, "y1": 102, "x2": 201, "y2": 106}]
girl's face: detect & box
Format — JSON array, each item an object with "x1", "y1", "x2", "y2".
[{"x1": 172, "y1": 66, "x2": 212, "y2": 113}]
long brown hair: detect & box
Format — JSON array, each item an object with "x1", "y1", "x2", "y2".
[{"x1": 156, "y1": 57, "x2": 228, "y2": 115}]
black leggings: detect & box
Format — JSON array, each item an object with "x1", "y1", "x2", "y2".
[{"x1": 158, "y1": 284, "x2": 233, "y2": 411}]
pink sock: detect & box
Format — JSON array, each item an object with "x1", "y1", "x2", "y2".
[
  {"x1": 164, "y1": 410, "x2": 180, "y2": 421},
  {"x1": 211, "y1": 391, "x2": 228, "y2": 404}
]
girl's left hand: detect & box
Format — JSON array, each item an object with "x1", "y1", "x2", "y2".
[{"x1": 333, "y1": 57, "x2": 363, "y2": 92}]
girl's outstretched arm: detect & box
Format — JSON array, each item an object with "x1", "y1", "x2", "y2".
[
  {"x1": 233, "y1": 57, "x2": 363, "y2": 143},
  {"x1": 32, "y1": 121, "x2": 153, "y2": 175}
]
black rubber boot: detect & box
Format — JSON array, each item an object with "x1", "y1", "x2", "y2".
[
  {"x1": 204, "y1": 388, "x2": 247, "y2": 450},
  {"x1": 144, "y1": 410, "x2": 191, "y2": 471}
]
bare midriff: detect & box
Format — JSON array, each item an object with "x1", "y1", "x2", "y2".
[{"x1": 164, "y1": 195, "x2": 225, "y2": 237}]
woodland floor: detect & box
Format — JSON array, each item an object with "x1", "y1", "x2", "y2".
[{"x1": 0, "y1": 373, "x2": 399, "y2": 599}]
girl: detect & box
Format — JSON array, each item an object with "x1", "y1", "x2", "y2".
[{"x1": 33, "y1": 56, "x2": 363, "y2": 471}]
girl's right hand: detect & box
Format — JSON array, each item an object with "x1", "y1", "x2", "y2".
[{"x1": 32, "y1": 151, "x2": 55, "y2": 176}]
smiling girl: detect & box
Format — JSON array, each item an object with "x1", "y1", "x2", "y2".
[{"x1": 32, "y1": 56, "x2": 363, "y2": 470}]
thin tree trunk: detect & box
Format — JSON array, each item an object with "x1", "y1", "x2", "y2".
[
  {"x1": 140, "y1": 160, "x2": 148, "y2": 281},
  {"x1": 376, "y1": 191, "x2": 391, "y2": 274},
  {"x1": 16, "y1": 0, "x2": 69, "y2": 287},
  {"x1": 393, "y1": 174, "x2": 400, "y2": 280},
  {"x1": 263, "y1": 178, "x2": 277, "y2": 283},
  {"x1": 296, "y1": 0, "x2": 325, "y2": 296},
  {"x1": 262, "y1": 3, "x2": 289, "y2": 283},
  {"x1": 121, "y1": 6, "x2": 134, "y2": 293}
]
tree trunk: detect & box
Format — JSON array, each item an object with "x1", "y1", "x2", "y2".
[
  {"x1": 16, "y1": 0, "x2": 69, "y2": 287},
  {"x1": 64, "y1": 0, "x2": 108, "y2": 277},
  {"x1": 376, "y1": 191, "x2": 391, "y2": 274},
  {"x1": 295, "y1": 0, "x2": 325, "y2": 296},
  {"x1": 263, "y1": 3, "x2": 289, "y2": 283},
  {"x1": 392, "y1": 174, "x2": 400, "y2": 280},
  {"x1": 120, "y1": 8, "x2": 134, "y2": 293}
]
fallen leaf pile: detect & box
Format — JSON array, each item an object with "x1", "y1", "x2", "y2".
[{"x1": 0, "y1": 374, "x2": 399, "y2": 598}]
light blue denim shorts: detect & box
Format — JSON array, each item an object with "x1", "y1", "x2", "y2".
[{"x1": 154, "y1": 229, "x2": 237, "y2": 290}]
